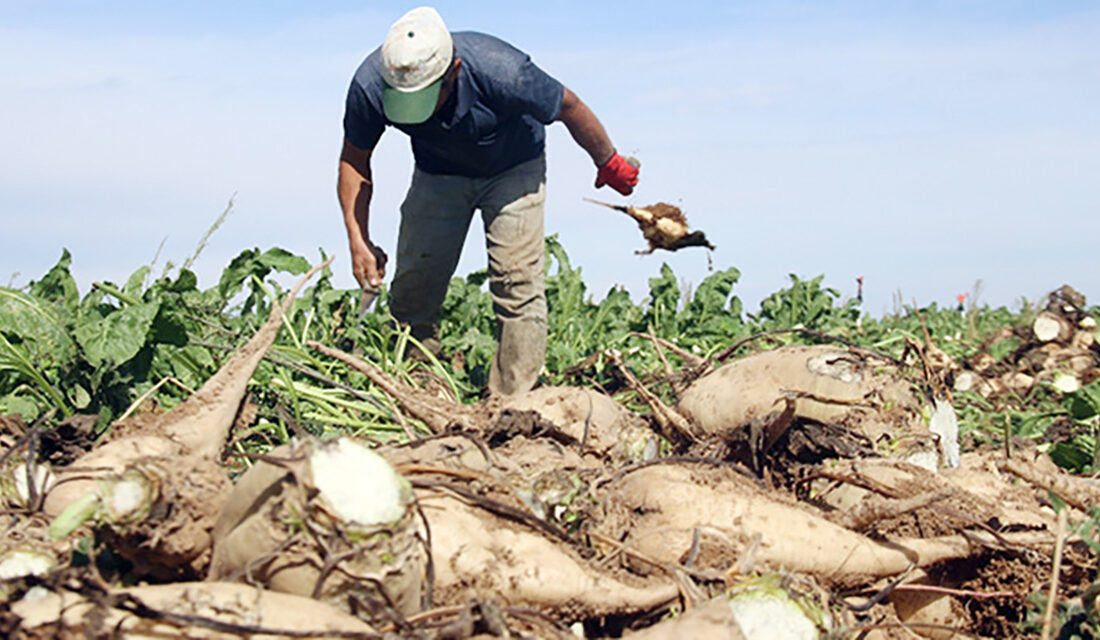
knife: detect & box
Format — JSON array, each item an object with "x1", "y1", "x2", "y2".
[{"x1": 358, "y1": 284, "x2": 381, "y2": 320}]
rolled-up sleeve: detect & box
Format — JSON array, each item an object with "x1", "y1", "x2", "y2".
[
  {"x1": 512, "y1": 57, "x2": 563, "y2": 124},
  {"x1": 343, "y1": 79, "x2": 385, "y2": 150}
]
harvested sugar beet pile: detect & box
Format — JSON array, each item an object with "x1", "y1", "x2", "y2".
[{"x1": 2, "y1": 269, "x2": 1098, "y2": 639}]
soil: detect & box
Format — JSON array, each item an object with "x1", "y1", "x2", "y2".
[
  {"x1": 36, "y1": 414, "x2": 97, "y2": 465},
  {"x1": 6, "y1": 318, "x2": 1099, "y2": 638},
  {"x1": 931, "y1": 551, "x2": 1046, "y2": 638}
]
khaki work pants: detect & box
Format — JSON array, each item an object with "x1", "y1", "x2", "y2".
[{"x1": 389, "y1": 154, "x2": 547, "y2": 396}]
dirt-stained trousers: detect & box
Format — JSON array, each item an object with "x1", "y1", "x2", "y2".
[{"x1": 389, "y1": 154, "x2": 547, "y2": 396}]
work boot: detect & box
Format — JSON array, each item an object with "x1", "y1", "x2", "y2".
[{"x1": 488, "y1": 318, "x2": 546, "y2": 396}]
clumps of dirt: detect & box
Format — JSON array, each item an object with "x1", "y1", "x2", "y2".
[
  {"x1": 0, "y1": 414, "x2": 98, "y2": 469},
  {"x1": 782, "y1": 420, "x2": 876, "y2": 462},
  {"x1": 36, "y1": 415, "x2": 98, "y2": 466},
  {"x1": 1040, "y1": 417, "x2": 1090, "y2": 446},
  {"x1": 0, "y1": 415, "x2": 26, "y2": 451},
  {"x1": 927, "y1": 551, "x2": 1046, "y2": 638},
  {"x1": 485, "y1": 408, "x2": 575, "y2": 447}
]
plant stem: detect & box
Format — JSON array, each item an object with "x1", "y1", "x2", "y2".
[
  {"x1": 1040, "y1": 508, "x2": 1068, "y2": 640},
  {"x1": 91, "y1": 281, "x2": 141, "y2": 306}
]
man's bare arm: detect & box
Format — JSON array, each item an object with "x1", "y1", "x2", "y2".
[
  {"x1": 338, "y1": 138, "x2": 387, "y2": 287},
  {"x1": 556, "y1": 87, "x2": 638, "y2": 194},
  {"x1": 556, "y1": 87, "x2": 616, "y2": 166}
]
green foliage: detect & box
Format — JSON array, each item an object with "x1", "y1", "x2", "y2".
[
  {"x1": 545, "y1": 235, "x2": 641, "y2": 372},
  {"x1": 990, "y1": 335, "x2": 1020, "y2": 362},
  {"x1": 680, "y1": 266, "x2": 745, "y2": 344},
  {"x1": 1066, "y1": 383, "x2": 1100, "y2": 422},
  {"x1": 73, "y1": 301, "x2": 161, "y2": 368},
  {"x1": 1020, "y1": 590, "x2": 1100, "y2": 639},
  {"x1": 218, "y1": 247, "x2": 310, "y2": 315},
  {"x1": 439, "y1": 269, "x2": 496, "y2": 387},
  {"x1": 749, "y1": 274, "x2": 859, "y2": 332},
  {"x1": 0, "y1": 235, "x2": 1088, "y2": 478},
  {"x1": 0, "y1": 252, "x2": 83, "y2": 417},
  {"x1": 29, "y1": 249, "x2": 80, "y2": 315},
  {"x1": 1044, "y1": 382, "x2": 1100, "y2": 473},
  {"x1": 643, "y1": 264, "x2": 681, "y2": 335},
  {"x1": 0, "y1": 245, "x2": 320, "y2": 427}
]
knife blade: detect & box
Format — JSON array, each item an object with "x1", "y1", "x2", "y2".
[{"x1": 358, "y1": 285, "x2": 381, "y2": 320}]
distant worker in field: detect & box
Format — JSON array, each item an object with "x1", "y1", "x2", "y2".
[{"x1": 338, "y1": 6, "x2": 638, "y2": 396}]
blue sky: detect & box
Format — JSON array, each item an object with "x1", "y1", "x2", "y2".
[{"x1": 1, "y1": 1, "x2": 1098, "y2": 315}]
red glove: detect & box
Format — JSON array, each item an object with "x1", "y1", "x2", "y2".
[{"x1": 595, "y1": 152, "x2": 639, "y2": 195}]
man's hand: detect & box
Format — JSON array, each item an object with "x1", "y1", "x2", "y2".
[
  {"x1": 339, "y1": 138, "x2": 386, "y2": 288},
  {"x1": 350, "y1": 238, "x2": 388, "y2": 288},
  {"x1": 595, "y1": 152, "x2": 640, "y2": 196}
]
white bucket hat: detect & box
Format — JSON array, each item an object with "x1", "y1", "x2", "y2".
[{"x1": 380, "y1": 7, "x2": 454, "y2": 124}]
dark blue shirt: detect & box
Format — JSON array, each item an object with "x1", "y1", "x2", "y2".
[{"x1": 344, "y1": 32, "x2": 564, "y2": 178}]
